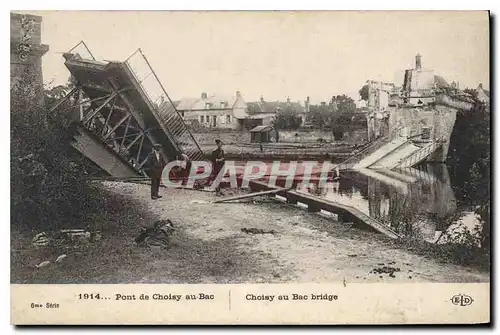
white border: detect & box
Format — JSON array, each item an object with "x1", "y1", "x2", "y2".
[{"x1": 2, "y1": 1, "x2": 497, "y2": 333}]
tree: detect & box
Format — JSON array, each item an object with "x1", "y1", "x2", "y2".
[
  {"x1": 11, "y1": 70, "x2": 103, "y2": 231},
  {"x1": 329, "y1": 95, "x2": 357, "y2": 140},
  {"x1": 359, "y1": 84, "x2": 369, "y2": 101},
  {"x1": 447, "y1": 88, "x2": 490, "y2": 255},
  {"x1": 330, "y1": 94, "x2": 356, "y2": 114},
  {"x1": 307, "y1": 104, "x2": 332, "y2": 130},
  {"x1": 272, "y1": 107, "x2": 303, "y2": 130}
]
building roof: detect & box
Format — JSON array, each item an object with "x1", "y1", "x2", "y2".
[
  {"x1": 176, "y1": 93, "x2": 240, "y2": 111},
  {"x1": 247, "y1": 100, "x2": 305, "y2": 114},
  {"x1": 250, "y1": 125, "x2": 274, "y2": 132},
  {"x1": 246, "y1": 102, "x2": 261, "y2": 114}
]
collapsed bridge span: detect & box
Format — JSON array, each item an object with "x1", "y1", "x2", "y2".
[{"x1": 54, "y1": 41, "x2": 204, "y2": 177}]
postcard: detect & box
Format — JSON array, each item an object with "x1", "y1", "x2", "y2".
[{"x1": 10, "y1": 10, "x2": 490, "y2": 325}]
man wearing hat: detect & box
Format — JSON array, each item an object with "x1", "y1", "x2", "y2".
[
  {"x1": 210, "y1": 139, "x2": 225, "y2": 195},
  {"x1": 148, "y1": 143, "x2": 166, "y2": 200}
]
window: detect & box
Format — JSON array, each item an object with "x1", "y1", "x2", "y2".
[
  {"x1": 421, "y1": 126, "x2": 431, "y2": 140},
  {"x1": 200, "y1": 115, "x2": 204, "y2": 123},
  {"x1": 206, "y1": 115, "x2": 209, "y2": 122},
  {"x1": 226, "y1": 115, "x2": 231, "y2": 124}
]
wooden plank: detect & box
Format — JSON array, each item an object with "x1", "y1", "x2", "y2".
[
  {"x1": 288, "y1": 190, "x2": 400, "y2": 239},
  {"x1": 213, "y1": 188, "x2": 289, "y2": 203},
  {"x1": 246, "y1": 181, "x2": 399, "y2": 238},
  {"x1": 248, "y1": 180, "x2": 275, "y2": 191},
  {"x1": 85, "y1": 176, "x2": 150, "y2": 182},
  {"x1": 186, "y1": 178, "x2": 399, "y2": 239},
  {"x1": 307, "y1": 204, "x2": 321, "y2": 213},
  {"x1": 286, "y1": 194, "x2": 298, "y2": 204}
]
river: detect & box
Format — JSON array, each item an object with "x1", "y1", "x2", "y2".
[{"x1": 295, "y1": 164, "x2": 485, "y2": 248}]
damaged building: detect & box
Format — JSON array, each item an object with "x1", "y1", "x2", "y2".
[{"x1": 364, "y1": 54, "x2": 476, "y2": 164}]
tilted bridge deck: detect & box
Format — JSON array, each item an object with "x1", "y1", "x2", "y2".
[{"x1": 56, "y1": 41, "x2": 204, "y2": 177}]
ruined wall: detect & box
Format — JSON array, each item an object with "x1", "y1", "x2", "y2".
[
  {"x1": 387, "y1": 105, "x2": 457, "y2": 161},
  {"x1": 10, "y1": 12, "x2": 49, "y2": 99},
  {"x1": 409, "y1": 69, "x2": 435, "y2": 93},
  {"x1": 367, "y1": 81, "x2": 394, "y2": 110},
  {"x1": 432, "y1": 105, "x2": 458, "y2": 162}
]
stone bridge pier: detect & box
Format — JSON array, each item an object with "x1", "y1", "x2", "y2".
[{"x1": 10, "y1": 12, "x2": 49, "y2": 101}]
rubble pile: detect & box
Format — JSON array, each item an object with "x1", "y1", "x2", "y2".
[{"x1": 135, "y1": 219, "x2": 176, "y2": 249}]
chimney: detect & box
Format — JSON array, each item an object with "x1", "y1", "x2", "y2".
[
  {"x1": 260, "y1": 95, "x2": 264, "y2": 102},
  {"x1": 201, "y1": 92, "x2": 207, "y2": 99},
  {"x1": 305, "y1": 96, "x2": 310, "y2": 113},
  {"x1": 479, "y1": 83, "x2": 483, "y2": 89},
  {"x1": 236, "y1": 90, "x2": 241, "y2": 98},
  {"x1": 286, "y1": 96, "x2": 291, "y2": 104},
  {"x1": 415, "y1": 53, "x2": 422, "y2": 70}
]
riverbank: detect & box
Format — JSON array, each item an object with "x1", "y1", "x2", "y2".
[
  {"x1": 11, "y1": 182, "x2": 489, "y2": 284},
  {"x1": 194, "y1": 128, "x2": 366, "y2": 160},
  {"x1": 201, "y1": 143, "x2": 353, "y2": 160}
]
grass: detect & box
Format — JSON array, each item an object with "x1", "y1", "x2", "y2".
[
  {"x1": 386, "y1": 237, "x2": 490, "y2": 271},
  {"x1": 10, "y1": 183, "x2": 265, "y2": 284}
]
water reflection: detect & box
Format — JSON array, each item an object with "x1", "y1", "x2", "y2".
[{"x1": 296, "y1": 164, "x2": 481, "y2": 244}]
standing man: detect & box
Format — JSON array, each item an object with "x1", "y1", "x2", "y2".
[
  {"x1": 148, "y1": 143, "x2": 166, "y2": 200},
  {"x1": 210, "y1": 139, "x2": 225, "y2": 196},
  {"x1": 179, "y1": 152, "x2": 192, "y2": 185}
]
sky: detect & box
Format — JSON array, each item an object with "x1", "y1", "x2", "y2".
[{"x1": 22, "y1": 10, "x2": 489, "y2": 104}]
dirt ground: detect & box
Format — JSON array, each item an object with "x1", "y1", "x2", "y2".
[{"x1": 11, "y1": 182, "x2": 489, "y2": 284}]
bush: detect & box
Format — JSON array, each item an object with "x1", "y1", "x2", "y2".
[
  {"x1": 447, "y1": 91, "x2": 490, "y2": 259},
  {"x1": 11, "y1": 69, "x2": 104, "y2": 232}
]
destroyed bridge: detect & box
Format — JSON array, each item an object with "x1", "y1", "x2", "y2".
[
  {"x1": 51, "y1": 42, "x2": 477, "y2": 241},
  {"x1": 53, "y1": 41, "x2": 204, "y2": 178}
]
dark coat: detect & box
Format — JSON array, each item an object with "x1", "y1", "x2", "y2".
[
  {"x1": 211, "y1": 148, "x2": 225, "y2": 174},
  {"x1": 148, "y1": 150, "x2": 166, "y2": 177}
]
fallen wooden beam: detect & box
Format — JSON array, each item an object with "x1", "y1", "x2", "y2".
[
  {"x1": 85, "y1": 176, "x2": 150, "y2": 182},
  {"x1": 284, "y1": 190, "x2": 401, "y2": 239},
  {"x1": 213, "y1": 187, "x2": 290, "y2": 203},
  {"x1": 166, "y1": 186, "x2": 215, "y2": 193}
]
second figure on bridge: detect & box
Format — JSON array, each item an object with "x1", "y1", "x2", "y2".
[{"x1": 210, "y1": 139, "x2": 225, "y2": 196}]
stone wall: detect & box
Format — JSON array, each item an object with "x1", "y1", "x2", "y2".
[
  {"x1": 192, "y1": 130, "x2": 250, "y2": 145},
  {"x1": 387, "y1": 105, "x2": 457, "y2": 162},
  {"x1": 10, "y1": 12, "x2": 49, "y2": 100},
  {"x1": 191, "y1": 128, "x2": 368, "y2": 146}
]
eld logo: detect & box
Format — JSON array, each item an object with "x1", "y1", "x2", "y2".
[{"x1": 451, "y1": 294, "x2": 474, "y2": 307}]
